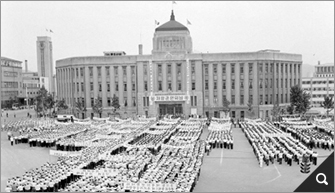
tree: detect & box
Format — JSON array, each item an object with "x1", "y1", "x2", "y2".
[
  {"x1": 56, "y1": 98, "x2": 68, "y2": 113},
  {"x1": 75, "y1": 99, "x2": 86, "y2": 119},
  {"x1": 246, "y1": 98, "x2": 255, "y2": 118},
  {"x1": 108, "y1": 94, "x2": 121, "y2": 119},
  {"x1": 287, "y1": 105, "x2": 294, "y2": 115},
  {"x1": 34, "y1": 86, "x2": 54, "y2": 117},
  {"x1": 321, "y1": 96, "x2": 334, "y2": 117},
  {"x1": 111, "y1": 94, "x2": 120, "y2": 114},
  {"x1": 92, "y1": 97, "x2": 103, "y2": 118},
  {"x1": 289, "y1": 85, "x2": 311, "y2": 115},
  {"x1": 222, "y1": 95, "x2": 231, "y2": 117}
]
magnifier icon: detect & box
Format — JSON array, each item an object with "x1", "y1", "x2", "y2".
[{"x1": 316, "y1": 173, "x2": 328, "y2": 185}]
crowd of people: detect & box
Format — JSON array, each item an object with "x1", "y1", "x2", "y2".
[
  {"x1": 3, "y1": 113, "x2": 334, "y2": 192},
  {"x1": 4, "y1": 116, "x2": 209, "y2": 192},
  {"x1": 241, "y1": 121, "x2": 319, "y2": 167},
  {"x1": 277, "y1": 118, "x2": 334, "y2": 151},
  {"x1": 205, "y1": 118, "x2": 233, "y2": 154}
]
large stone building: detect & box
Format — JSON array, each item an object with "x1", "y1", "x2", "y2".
[
  {"x1": 56, "y1": 11, "x2": 302, "y2": 119},
  {"x1": 37, "y1": 36, "x2": 55, "y2": 95},
  {"x1": 302, "y1": 62, "x2": 334, "y2": 108},
  {"x1": 1, "y1": 57, "x2": 23, "y2": 107}
]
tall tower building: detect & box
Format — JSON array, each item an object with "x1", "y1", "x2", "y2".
[{"x1": 36, "y1": 36, "x2": 54, "y2": 94}]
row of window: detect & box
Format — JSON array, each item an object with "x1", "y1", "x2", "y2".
[
  {"x1": 311, "y1": 94, "x2": 335, "y2": 98},
  {"x1": 204, "y1": 78, "x2": 299, "y2": 90},
  {"x1": 59, "y1": 66, "x2": 136, "y2": 79},
  {"x1": 316, "y1": 66, "x2": 334, "y2": 73},
  {"x1": 204, "y1": 63, "x2": 300, "y2": 75},
  {"x1": 23, "y1": 83, "x2": 39, "y2": 88},
  {"x1": 3, "y1": 71, "x2": 18, "y2": 77},
  {"x1": 2, "y1": 91, "x2": 18, "y2": 96},
  {"x1": 302, "y1": 80, "x2": 334, "y2": 84},
  {"x1": 88, "y1": 66, "x2": 136, "y2": 78},
  {"x1": 205, "y1": 93, "x2": 289, "y2": 106},
  {"x1": 304, "y1": 87, "x2": 334, "y2": 91},
  {"x1": 80, "y1": 97, "x2": 137, "y2": 107},
  {"x1": 2, "y1": 82, "x2": 19, "y2": 88},
  {"x1": 60, "y1": 62, "x2": 301, "y2": 80},
  {"x1": 316, "y1": 74, "x2": 334, "y2": 78}
]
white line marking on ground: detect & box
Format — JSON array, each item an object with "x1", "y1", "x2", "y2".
[{"x1": 260, "y1": 163, "x2": 282, "y2": 184}]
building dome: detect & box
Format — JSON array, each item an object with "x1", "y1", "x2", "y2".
[{"x1": 155, "y1": 11, "x2": 189, "y2": 32}]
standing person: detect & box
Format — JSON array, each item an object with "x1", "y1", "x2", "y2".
[
  {"x1": 10, "y1": 136, "x2": 14, "y2": 146},
  {"x1": 6, "y1": 113, "x2": 8, "y2": 117},
  {"x1": 7, "y1": 131, "x2": 12, "y2": 140}
]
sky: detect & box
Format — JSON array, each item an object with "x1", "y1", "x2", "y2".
[{"x1": 1, "y1": 1, "x2": 334, "y2": 73}]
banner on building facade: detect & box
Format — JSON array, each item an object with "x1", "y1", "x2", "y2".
[{"x1": 151, "y1": 95, "x2": 189, "y2": 102}]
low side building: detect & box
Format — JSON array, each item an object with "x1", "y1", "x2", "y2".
[
  {"x1": 1, "y1": 57, "x2": 23, "y2": 108},
  {"x1": 302, "y1": 63, "x2": 334, "y2": 108}
]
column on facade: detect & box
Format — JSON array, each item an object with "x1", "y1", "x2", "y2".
[
  {"x1": 127, "y1": 66, "x2": 132, "y2": 109},
  {"x1": 162, "y1": 63, "x2": 167, "y2": 92},
  {"x1": 252, "y1": 62, "x2": 258, "y2": 110},
  {"x1": 101, "y1": 66, "x2": 107, "y2": 108},
  {"x1": 58, "y1": 69, "x2": 61, "y2": 100},
  {"x1": 244, "y1": 64, "x2": 249, "y2": 106},
  {"x1": 261, "y1": 62, "x2": 266, "y2": 118},
  {"x1": 217, "y1": 63, "x2": 223, "y2": 106},
  {"x1": 74, "y1": 68, "x2": 78, "y2": 102},
  {"x1": 279, "y1": 63, "x2": 283, "y2": 104},
  {"x1": 67, "y1": 68, "x2": 70, "y2": 105},
  {"x1": 72, "y1": 68, "x2": 76, "y2": 107},
  {"x1": 181, "y1": 62, "x2": 186, "y2": 92},
  {"x1": 284, "y1": 63, "x2": 288, "y2": 104},
  {"x1": 172, "y1": 63, "x2": 177, "y2": 92},
  {"x1": 63, "y1": 69, "x2": 66, "y2": 103},
  {"x1": 80, "y1": 67, "x2": 84, "y2": 100},
  {"x1": 137, "y1": 62, "x2": 144, "y2": 111},
  {"x1": 68, "y1": 68, "x2": 71, "y2": 106},
  {"x1": 153, "y1": 63, "x2": 158, "y2": 92},
  {"x1": 84, "y1": 66, "x2": 91, "y2": 108},
  {"x1": 110, "y1": 67, "x2": 115, "y2": 97},
  {"x1": 287, "y1": 63, "x2": 291, "y2": 102},
  {"x1": 226, "y1": 63, "x2": 232, "y2": 104},
  {"x1": 208, "y1": 63, "x2": 214, "y2": 108},
  {"x1": 93, "y1": 66, "x2": 98, "y2": 101},
  {"x1": 236, "y1": 63, "x2": 241, "y2": 107},
  {"x1": 118, "y1": 66, "x2": 123, "y2": 108},
  {"x1": 195, "y1": 61, "x2": 203, "y2": 115},
  {"x1": 63, "y1": 69, "x2": 66, "y2": 102}
]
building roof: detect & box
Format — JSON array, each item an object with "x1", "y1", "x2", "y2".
[
  {"x1": 155, "y1": 11, "x2": 189, "y2": 32},
  {"x1": 1, "y1": 56, "x2": 22, "y2": 63}
]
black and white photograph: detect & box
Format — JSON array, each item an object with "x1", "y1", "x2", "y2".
[{"x1": 1, "y1": 1, "x2": 334, "y2": 192}]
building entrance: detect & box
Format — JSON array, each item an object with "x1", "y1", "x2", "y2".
[{"x1": 159, "y1": 104, "x2": 183, "y2": 115}]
